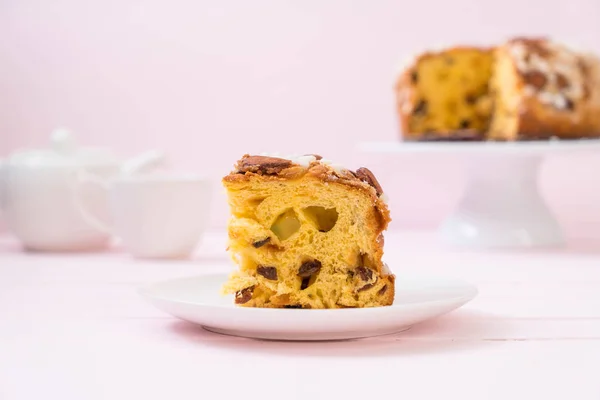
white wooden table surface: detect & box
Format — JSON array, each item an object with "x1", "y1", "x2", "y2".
[{"x1": 1, "y1": 230, "x2": 600, "y2": 400}]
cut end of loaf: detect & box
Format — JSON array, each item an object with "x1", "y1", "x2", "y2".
[{"x1": 395, "y1": 47, "x2": 494, "y2": 140}]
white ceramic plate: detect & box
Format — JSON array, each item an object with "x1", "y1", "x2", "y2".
[{"x1": 138, "y1": 273, "x2": 478, "y2": 341}]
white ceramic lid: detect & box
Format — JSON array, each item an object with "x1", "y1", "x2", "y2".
[{"x1": 7, "y1": 128, "x2": 119, "y2": 168}]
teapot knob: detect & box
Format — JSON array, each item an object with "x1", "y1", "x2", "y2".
[{"x1": 51, "y1": 127, "x2": 76, "y2": 155}]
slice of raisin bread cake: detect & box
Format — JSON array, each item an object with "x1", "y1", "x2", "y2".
[{"x1": 221, "y1": 154, "x2": 394, "y2": 309}]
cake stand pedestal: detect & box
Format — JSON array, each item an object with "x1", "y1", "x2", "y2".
[
  {"x1": 359, "y1": 139, "x2": 600, "y2": 248},
  {"x1": 440, "y1": 154, "x2": 561, "y2": 247}
]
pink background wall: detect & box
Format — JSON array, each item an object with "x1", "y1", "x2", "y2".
[{"x1": 1, "y1": 0, "x2": 600, "y2": 236}]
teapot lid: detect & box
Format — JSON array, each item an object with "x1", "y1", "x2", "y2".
[{"x1": 8, "y1": 128, "x2": 119, "y2": 167}]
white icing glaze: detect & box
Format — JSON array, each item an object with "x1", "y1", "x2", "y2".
[
  {"x1": 553, "y1": 94, "x2": 568, "y2": 109},
  {"x1": 380, "y1": 192, "x2": 389, "y2": 204},
  {"x1": 537, "y1": 91, "x2": 555, "y2": 105},
  {"x1": 329, "y1": 163, "x2": 346, "y2": 174},
  {"x1": 537, "y1": 91, "x2": 569, "y2": 109},
  {"x1": 381, "y1": 262, "x2": 391, "y2": 275},
  {"x1": 294, "y1": 155, "x2": 316, "y2": 167},
  {"x1": 509, "y1": 43, "x2": 526, "y2": 61}
]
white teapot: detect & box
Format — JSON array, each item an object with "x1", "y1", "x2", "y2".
[{"x1": 0, "y1": 128, "x2": 165, "y2": 252}]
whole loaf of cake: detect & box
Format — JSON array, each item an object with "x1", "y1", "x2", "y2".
[{"x1": 395, "y1": 37, "x2": 600, "y2": 141}]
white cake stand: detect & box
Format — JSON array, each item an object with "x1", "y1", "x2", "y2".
[{"x1": 359, "y1": 139, "x2": 600, "y2": 248}]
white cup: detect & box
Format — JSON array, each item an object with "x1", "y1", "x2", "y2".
[
  {"x1": 113, "y1": 175, "x2": 211, "y2": 259},
  {"x1": 78, "y1": 174, "x2": 212, "y2": 259}
]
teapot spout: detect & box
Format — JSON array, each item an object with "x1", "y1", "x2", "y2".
[{"x1": 121, "y1": 150, "x2": 166, "y2": 176}]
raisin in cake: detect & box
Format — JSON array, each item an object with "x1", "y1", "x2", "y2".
[
  {"x1": 395, "y1": 37, "x2": 600, "y2": 141},
  {"x1": 221, "y1": 154, "x2": 394, "y2": 309}
]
